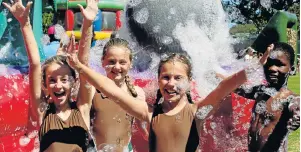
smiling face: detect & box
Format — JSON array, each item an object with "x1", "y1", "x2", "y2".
[
  {"x1": 102, "y1": 46, "x2": 132, "y2": 83},
  {"x1": 45, "y1": 63, "x2": 75, "y2": 107},
  {"x1": 264, "y1": 50, "x2": 291, "y2": 89},
  {"x1": 158, "y1": 61, "x2": 191, "y2": 103}
]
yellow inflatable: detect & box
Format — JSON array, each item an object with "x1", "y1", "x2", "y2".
[{"x1": 66, "y1": 31, "x2": 112, "y2": 40}]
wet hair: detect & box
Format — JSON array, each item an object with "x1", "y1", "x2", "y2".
[
  {"x1": 271, "y1": 42, "x2": 295, "y2": 67},
  {"x1": 102, "y1": 38, "x2": 137, "y2": 97},
  {"x1": 42, "y1": 55, "x2": 76, "y2": 86},
  {"x1": 158, "y1": 53, "x2": 193, "y2": 79},
  {"x1": 149, "y1": 90, "x2": 199, "y2": 152},
  {"x1": 149, "y1": 53, "x2": 198, "y2": 151}
]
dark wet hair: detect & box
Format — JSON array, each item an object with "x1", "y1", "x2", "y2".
[
  {"x1": 158, "y1": 53, "x2": 193, "y2": 79},
  {"x1": 272, "y1": 42, "x2": 295, "y2": 67},
  {"x1": 102, "y1": 38, "x2": 137, "y2": 97},
  {"x1": 149, "y1": 90, "x2": 199, "y2": 152},
  {"x1": 149, "y1": 53, "x2": 198, "y2": 151},
  {"x1": 42, "y1": 55, "x2": 76, "y2": 86}
]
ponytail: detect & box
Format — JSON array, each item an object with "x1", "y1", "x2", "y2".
[{"x1": 124, "y1": 75, "x2": 138, "y2": 97}]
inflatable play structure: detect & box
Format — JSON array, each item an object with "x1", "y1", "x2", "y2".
[
  {"x1": 0, "y1": 0, "x2": 299, "y2": 151},
  {"x1": 54, "y1": 0, "x2": 125, "y2": 41}
]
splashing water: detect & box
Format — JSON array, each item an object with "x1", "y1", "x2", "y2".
[
  {"x1": 97, "y1": 143, "x2": 117, "y2": 152},
  {"x1": 255, "y1": 101, "x2": 267, "y2": 114},
  {"x1": 134, "y1": 8, "x2": 149, "y2": 24},
  {"x1": 128, "y1": 0, "x2": 142, "y2": 7},
  {"x1": 271, "y1": 99, "x2": 283, "y2": 111},
  {"x1": 175, "y1": 79, "x2": 190, "y2": 94},
  {"x1": 260, "y1": 0, "x2": 272, "y2": 9},
  {"x1": 54, "y1": 24, "x2": 66, "y2": 40},
  {"x1": 262, "y1": 87, "x2": 278, "y2": 97},
  {"x1": 196, "y1": 105, "x2": 213, "y2": 120},
  {"x1": 41, "y1": 34, "x2": 50, "y2": 45},
  {"x1": 19, "y1": 136, "x2": 31, "y2": 146}
]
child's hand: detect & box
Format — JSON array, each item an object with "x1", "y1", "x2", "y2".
[
  {"x1": 78, "y1": 0, "x2": 99, "y2": 23},
  {"x1": 2, "y1": 0, "x2": 33, "y2": 26},
  {"x1": 259, "y1": 44, "x2": 274, "y2": 65},
  {"x1": 66, "y1": 33, "x2": 81, "y2": 69}
]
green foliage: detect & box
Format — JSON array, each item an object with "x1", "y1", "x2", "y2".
[
  {"x1": 42, "y1": 12, "x2": 54, "y2": 33},
  {"x1": 230, "y1": 24, "x2": 257, "y2": 34},
  {"x1": 288, "y1": 73, "x2": 300, "y2": 152},
  {"x1": 288, "y1": 3, "x2": 300, "y2": 31},
  {"x1": 223, "y1": 0, "x2": 300, "y2": 32}
]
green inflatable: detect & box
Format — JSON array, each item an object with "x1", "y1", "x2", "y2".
[
  {"x1": 251, "y1": 11, "x2": 298, "y2": 52},
  {"x1": 251, "y1": 11, "x2": 299, "y2": 68}
]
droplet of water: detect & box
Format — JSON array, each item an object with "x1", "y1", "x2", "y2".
[
  {"x1": 39, "y1": 102, "x2": 49, "y2": 113},
  {"x1": 54, "y1": 24, "x2": 65, "y2": 40},
  {"x1": 128, "y1": 0, "x2": 142, "y2": 7},
  {"x1": 196, "y1": 105, "x2": 213, "y2": 120},
  {"x1": 152, "y1": 25, "x2": 161, "y2": 33},
  {"x1": 134, "y1": 8, "x2": 149, "y2": 24},
  {"x1": 19, "y1": 136, "x2": 30, "y2": 146},
  {"x1": 260, "y1": 0, "x2": 272, "y2": 9},
  {"x1": 60, "y1": 33, "x2": 70, "y2": 47},
  {"x1": 271, "y1": 99, "x2": 283, "y2": 111},
  {"x1": 170, "y1": 8, "x2": 176, "y2": 15},
  {"x1": 161, "y1": 36, "x2": 173, "y2": 45},
  {"x1": 97, "y1": 143, "x2": 116, "y2": 152},
  {"x1": 255, "y1": 101, "x2": 266, "y2": 114}
]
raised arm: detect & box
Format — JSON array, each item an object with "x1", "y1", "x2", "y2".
[
  {"x1": 3, "y1": 1, "x2": 42, "y2": 122},
  {"x1": 195, "y1": 70, "x2": 247, "y2": 120},
  {"x1": 75, "y1": 0, "x2": 98, "y2": 120},
  {"x1": 66, "y1": 50, "x2": 152, "y2": 122}
]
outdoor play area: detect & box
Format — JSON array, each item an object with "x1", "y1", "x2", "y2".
[{"x1": 0, "y1": 0, "x2": 299, "y2": 151}]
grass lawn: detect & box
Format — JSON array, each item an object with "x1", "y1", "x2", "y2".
[{"x1": 288, "y1": 73, "x2": 300, "y2": 152}]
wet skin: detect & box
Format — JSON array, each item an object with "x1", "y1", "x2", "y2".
[
  {"x1": 93, "y1": 47, "x2": 134, "y2": 151},
  {"x1": 249, "y1": 51, "x2": 297, "y2": 151},
  {"x1": 45, "y1": 63, "x2": 74, "y2": 109},
  {"x1": 263, "y1": 51, "x2": 291, "y2": 90}
]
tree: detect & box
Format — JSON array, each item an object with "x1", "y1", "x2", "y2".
[{"x1": 222, "y1": 0, "x2": 300, "y2": 32}]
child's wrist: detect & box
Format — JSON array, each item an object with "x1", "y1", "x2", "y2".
[{"x1": 20, "y1": 18, "x2": 31, "y2": 28}]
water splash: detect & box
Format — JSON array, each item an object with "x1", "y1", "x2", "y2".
[
  {"x1": 134, "y1": 8, "x2": 149, "y2": 24},
  {"x1": 19, "y1": 136, "x2": 31, "y2": 146},
  {"x1": 255, "y1": 101, "x2": 266, "y2": 114},
  {"x1": 54, "y1": 24, "x2": 66, "y2": 40},
  {"x1": 41, "y1": 34, "x2": 50, "y2": 46},
  {"x1": 97, "y1": 143, "x2": 117, "y2": 152},
  {"x1": 196, "y1": 105, "x2": 213, "y2": 120},
  {"x1": 128, "y1": 0, "x2": 142, "y2": 7},
  {"x1": 260, "y1": 0, "x2": 272, "y2": 9}
]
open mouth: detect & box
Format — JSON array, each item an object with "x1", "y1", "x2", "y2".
[
  {"x1": 111, "y1": 71, "x2": 122, "y2": 76},
  {"x1": 53, "y1": 91, "x2": 66, "y2": 98},
  {"x1": 165, "y1": 89, "x2": 178, "y2": 95}
]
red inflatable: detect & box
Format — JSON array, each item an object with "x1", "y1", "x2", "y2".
[
  {"x1": 65, "y1": 10, "x2": 75, "y2": 31},
  {"x1": 0, "y1": 73, "x2": 255, "y2": 152},
  {"x1": 0, "y1": 74, "x2": 39, "y2": 152}
]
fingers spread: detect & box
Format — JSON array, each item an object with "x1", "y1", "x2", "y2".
[
  {"x1": 25, "y1": 1, "x2": 33, "y2": 15},
  {"x1": 2, "y1": 2, "x2": 12, "y2": 11},
  {"x1": 77, "y1": 4, "x2": 84, "y2": 13}
]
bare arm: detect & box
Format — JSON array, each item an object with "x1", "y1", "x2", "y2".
[
  {"x1": 287, "y1": 96, "x2": 300, "y2": 131},
  {"x1": 3, "y1": 1, "x2": 42, "y2": 123},
  {"x1": 66, "y1": 48, "x2": 152, "y2": 122},
  {"x1": 76, "y1": 0, "x2": 98, "y2": 122},
  {"x1": 195, "y1": 70, "x2": 247, "y2": 120}
]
